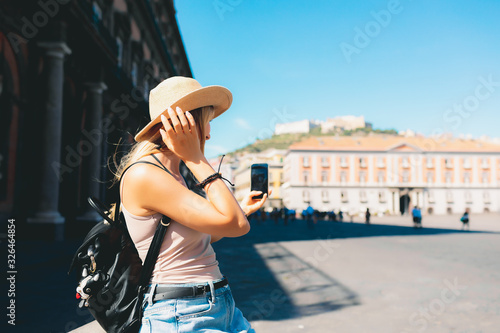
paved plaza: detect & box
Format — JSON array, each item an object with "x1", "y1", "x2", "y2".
[
  {"x1": 218, "y1": 213, "x2": 500, "y2": 333},
  {"x1": 10, "y1": 213, "x2": 500, "y2": 332}
]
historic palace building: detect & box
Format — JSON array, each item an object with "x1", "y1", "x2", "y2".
[
  {"x1": 283, "y1": 136, "x2": 500, "y2": 216},
  {"x1": 1, "y1": 0, "x2": 191, "y2": 239}
]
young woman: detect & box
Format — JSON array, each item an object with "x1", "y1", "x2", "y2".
[{"x1": 112, "y1": 76, "x2": 267, "y2": 332}]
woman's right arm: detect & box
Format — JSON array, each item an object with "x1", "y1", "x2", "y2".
[
  {"x1": 125, "y1": 106, "x2": 250, "y2": 237},
  {"x1": 126, "y1": 161, "x2": 249, "y2": 238}
]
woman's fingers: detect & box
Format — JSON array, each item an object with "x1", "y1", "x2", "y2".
[
  {"x1": 159, "y1": 128, "x2": 172, "y2": 150},
  {"x1": 167, "y1": 107, "x2": 181, "y2": 133},
  {"x1": 185, "y1": 111, "x2": 196, "y2": 129},
  {"x1": 176, "y1": 107, "x2": 190, "y2": 131},
  {"x1": 161, "y1": 114, "x2": 174, "y2": 135}
]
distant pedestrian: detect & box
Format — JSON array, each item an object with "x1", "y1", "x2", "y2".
[
  {"x1": 283, "y1": 207, "x2": 289, "y2": 226},
  {"x1": 365, "y1": 208, "x2": 371, "y2": 225},
  {"x1": 289, "y1": 209, "x2": 296, "y2": 223},
  {"x1": 306, "y1": 205, "x2": 315, "y2": 229},
  {"x1": 272, "y1": 207, "x2": 279, "y2": 225},
  {"x1": 338, "y1": 210, "x2": 344, "y2": 222},
  {"x1": 460, "y1": 210, "x2": 470, "y2": 231},
  {"x1": 260, "y1": 209, "x2": 266, "y2": 223},
  {"x1": 412, "y1": 206, "x2": 422, "y2": 228}
]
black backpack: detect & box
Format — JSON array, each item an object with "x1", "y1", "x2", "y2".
[{"x1": 68, "y1": 160, "x2": 172, "y2": 333}]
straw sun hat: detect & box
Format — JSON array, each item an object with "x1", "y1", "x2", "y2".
[{"x1": 134, "y1": 76, "x2": 233, "y2": 142}]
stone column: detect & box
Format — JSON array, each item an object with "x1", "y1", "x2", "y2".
[
  {"x1": 28, "y1": 42, "x2": 71, "y2": 240},
  {"x1": 77, "y1": 82, "x2": 108, "y2": 223},
  {"x1": 393, "y1": 190, "x2": 400, "y2": 215}
]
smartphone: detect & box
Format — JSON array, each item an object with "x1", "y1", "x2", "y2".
[{"x1": 251, "y1": 163, "x2": 268, "y2": 199}]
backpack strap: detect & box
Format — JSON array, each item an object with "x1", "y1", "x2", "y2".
[
  {"x1": 114, "y1": 158, "x2": 174, "y2": 222},
  {"x1": 150, "y1": 154, "x2": 170, "y2": 173},
  {"x1": 114, "y1": 157, "x2": 174, "y2": 289}
]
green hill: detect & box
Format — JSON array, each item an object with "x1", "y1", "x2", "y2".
[{"x1": 230, "y1": 126, "x2": 398, "y2": 155}]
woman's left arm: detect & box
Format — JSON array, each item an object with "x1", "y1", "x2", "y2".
[{"x1": 210, "y1": 190, "x2": 270, "y2": 243}]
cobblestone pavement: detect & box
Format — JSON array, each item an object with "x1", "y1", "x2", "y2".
[{"x1": 7, "y1": 214, "x2": 500, "y2": 332}]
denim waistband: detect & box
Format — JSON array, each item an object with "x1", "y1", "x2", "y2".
[
  {"x1": 147, "y1": 276, "x2": 227, "y2": 289},
  {"x1": 144, "y1": 276, "x2": 229, "y2": 306}
]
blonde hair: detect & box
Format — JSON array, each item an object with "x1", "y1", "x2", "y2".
[{"x1": 108, "y1": 106, "x2": 214, "y2": 218}]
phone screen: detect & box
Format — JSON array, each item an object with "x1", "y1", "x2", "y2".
[{"x1": 251, "y1": 164, "x2": 268, "y2": 199}]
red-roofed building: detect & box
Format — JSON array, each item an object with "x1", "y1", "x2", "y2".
[{"x1": 282, "y1": 136, "x2": 500, "y2": 216}]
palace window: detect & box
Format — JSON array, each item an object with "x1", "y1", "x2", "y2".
[
  {"x1": 463, "y1": 158, "x2": 472, "y2": 169},
  {"x1": 445, "y1": 158, "x2": 453, "y2": 169},
  {"x1": 426, "y1": 171, "x2": 434, "y2": 184},
  {"x1": 463, "y1": 172, "x2": 471, "y2": 185},
  {"x1": 445, "y1": 171, "x2": 452, "y2": 184},
  {"x1": 321, "y1": 156, "x2": 329, "y2": 167},
  {"x1": 360, "y1": 190, "x2": 368, "y2": 203},
  {"x1": 359, "y1": 171, "x2": 366, "y2": 184},
  {"x1": 321, "y1": 190, "x2": 329, "y2": 202},
  {"x1": 341, "y1": 191, "x2": 348, "y2": 203},
  {"x1": 143, "y1": 79, "x2": 149, "y2": 101},
  {"x1": 482, "y1": 172, "x2": 490, "y2": 184},
  {"x1": 340, "y1": 156, "x2": 348, "y2": 168},
  {"x1": 428, "y1": 191, "x2": 436, "y2": 203},
  {"x1": 379, "y1": 191, "x2": 387, "y2": 203},
  {"x1": 402, "y1": 157, "x2": 410, "y2": 168},
  {"x1": 465, "y1": 191, "x2": 473, "y2": 204},
  {"x1": 340, "y1": 171, "x2": 347, "y2": 184},
  {"x1": 321, "y1": 171, "x2": 328, "y2": 184},
  {"x1": 481, "y1": 157, "x2": 489, "y2": 169},
  {"x1": 402, "y1": 171, "x2": 409, "y2": 183},
  {"x1": 303, "y1": 171, "x2": 310, "y2": 184},
  {"x1": 377, "y1": 171, "x2": 385, "y2": 184},
  {"x1": 92, "y1": 2, "x2": 102, "y2": 22},
  {"x1": 426, "y1": 157, "x2": 434, "y2": 168},
  {"x1": 446, "y1": 190, "x2": 453, "y2": 203},
  {"x1": 131, "y1": 61, "x2": 138, "y2": 86},
  {"x1": 377, "y1": 157, "x2": 385, "y2": 168},
  {"x1": 483, "y1": 191, "x2": 491, "y2": 203},
  {"x1": 116, "y1": 37, "x2": 123, "y2": 67},
  {"x1": 302, "y1": 190, "x2": 310, "y2": 203},
  {"x1": 303, "y1": 156, "x2": 310, "y2": 167},
  {"x1": 359, "y1": 157, "x2": 367, "y2": 168}
]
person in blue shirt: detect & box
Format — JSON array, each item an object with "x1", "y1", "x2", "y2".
[
  {"x1": 305, "y1": 205, "x2": 315, "y2": 229},
  {"x1": 411, "y1": 206, "x2": 422, "y2": 228}
]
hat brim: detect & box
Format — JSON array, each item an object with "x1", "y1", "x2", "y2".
[{"x1": 134, "y1": 85, "x2": 232, "y2": 142}]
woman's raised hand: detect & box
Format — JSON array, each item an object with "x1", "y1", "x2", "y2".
[
  {"x1": 240, "y1": 189, "x2": 272, "y2": 216},
  {"x1": 159, "y1": 106, "x2": 203, "y2": 162}
]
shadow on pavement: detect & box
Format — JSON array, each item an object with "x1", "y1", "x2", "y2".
[
  {"x1": 212, "y1": 218, "x2": 495, "y2": 322},
  {"x1": 11, "y1": 218, "x2": 496, "y2": 332}
]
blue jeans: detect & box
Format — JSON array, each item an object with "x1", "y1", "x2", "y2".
[{"x1": 140, "y1": 278, "x2": 255, "y2": 332}]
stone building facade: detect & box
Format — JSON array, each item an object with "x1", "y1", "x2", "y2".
[
  {"x1": 283, "y1": 136, "x2": 500, "y2": 216},
  {"x1": 0, "y1": 0, "x2": 191, "y2": 239}
]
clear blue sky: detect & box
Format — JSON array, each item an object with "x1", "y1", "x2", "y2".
[{"x1": 174, "y1": 0, "x2": 500, "y2": 158}]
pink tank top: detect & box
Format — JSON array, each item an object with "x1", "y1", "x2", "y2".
[{"x1": 120, "y1": 166, "x2": 223, "y2": 284}]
